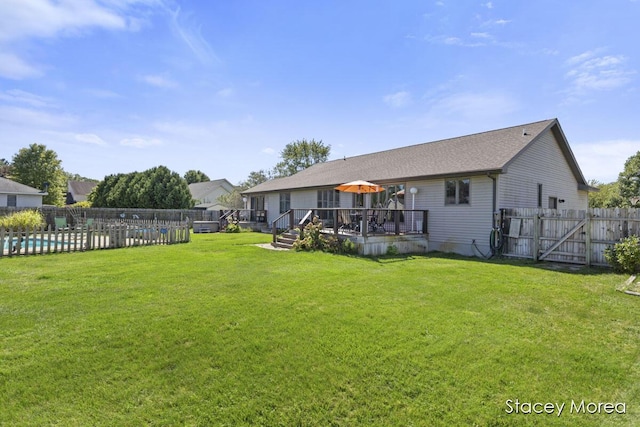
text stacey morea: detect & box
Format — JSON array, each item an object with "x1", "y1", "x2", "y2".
[{"x1": 505, "y1": 399, "x2": 626, "y2": 416}]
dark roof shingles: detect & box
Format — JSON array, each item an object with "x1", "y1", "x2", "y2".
[{"x1": 245, "y1": 119, "x2": 559, "y2": 193}]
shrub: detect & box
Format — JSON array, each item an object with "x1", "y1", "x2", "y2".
[
  {"x1": 293, "y1": 217, "x2": 327, "y2": 251},
  {"x1": 0, "y1": 210, "x2": 45, "y2": 231},
  {"x1": 605, "y1": 235, "x2": 640, "y2": 274},
  {"x1": 386, "y1": 244, "x2": 399, "y2": 256},
  {"x1": 294, "y1": 219, "x2": 358, "y2": 255},
  {"x1": 341, "y1": 238, "x2": 357, "y2": 254},
  {"x1": 71, "y1": 200, "x2": 92, "y2": 208},
  {"x1": 224, "y1": 222, "x2": 241, "y2": 233}
]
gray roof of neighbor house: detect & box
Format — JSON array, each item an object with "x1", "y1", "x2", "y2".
[
  {"x1": 68, "y1": 181, "x2": 97, "y2": 197},
  {"x1": 0, "y1": 176, "x2": 47, "y2": 195},
  {"x1": 243, "y1": 118, "x2": 590, "y2": 194},
  {"x1": 188, "y1": 179, "x2": 235, "y2": 200}
]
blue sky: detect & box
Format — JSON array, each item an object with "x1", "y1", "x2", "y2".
[{"x1": 1, "y1": 0, "x2": 638, "y2": 185}]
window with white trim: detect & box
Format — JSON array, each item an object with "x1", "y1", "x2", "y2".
[
  {"x1": 279, "y1": 192, "x2": 290, "y2": 213},
  {"x1": 445, "y1": 179, "x2": 470, "y2": 205}
]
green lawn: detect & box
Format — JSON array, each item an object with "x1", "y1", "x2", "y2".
[{"x1": 1, "y1": 232, "x2": 638, "y2": 426}]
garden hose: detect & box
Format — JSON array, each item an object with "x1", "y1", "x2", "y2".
[{"x1": 489, "y1": 227, "x2": 504, "y2": 257}]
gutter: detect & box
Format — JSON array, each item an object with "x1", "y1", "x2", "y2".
[{"x1": 487, "y1": 173, "x2": 497, "y2": 214}]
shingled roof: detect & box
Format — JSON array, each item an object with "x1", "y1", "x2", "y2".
[
  {"x1": 244, "y1": 118, "x2": 589, "y2": 194},
  {"x1": 68, "y1": 181, "x2": 97, "y2": 197},
  {"x1": 188, "y1": 179, "x2": 235, "y2": 200},
  {"x1": 0, "y1": 176, "x2": 46, "y2": 195}
]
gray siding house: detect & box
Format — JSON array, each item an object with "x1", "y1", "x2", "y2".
[
  {"x1": 189, "y1": 179, "x2": 236, "y2": 211},
  {"x1": 0, "y1": 177, "x2": 47, "y2": 208},
  {"x1": 243, "y1": 119, "x2": 593, "y2": 256}
]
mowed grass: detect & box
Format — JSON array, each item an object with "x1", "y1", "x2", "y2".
[{"x1": 1, "y1": 232, "x2": 639, "y2": 426}]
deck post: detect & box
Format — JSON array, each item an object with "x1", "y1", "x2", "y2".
[
  {"x1": 533, "y1": 212, "x2": 540, "y2": 261},
  {"x1": 361, "y1": 208, "x2": 367, "y2": 237},
  {"x1": 585, "y1": 213, "x2": 592, "y2": 266},
  {"x1": 333, "y1": 209, "x2": 338, "y2": 236},
  {"x1": 423, "y1": 210, "x2": 428, "y2": 234}
]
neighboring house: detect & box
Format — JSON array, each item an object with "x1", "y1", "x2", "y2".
[
  {"x1": 189, "y1": 179, "x2": 236, "y2": 211},
  {"x1": 0, "y1": 176, "x2": 47, "y2": 208},
  {"x1": 66, "y1": 181, "x2": 97, "y2": 205},
  {"x1": 243, "y1": 118, "x2": 595, "y2": 256}
]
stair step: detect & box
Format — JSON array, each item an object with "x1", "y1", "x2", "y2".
[
  {"x1": 277, "y1": 237, "x2": 296, "y2": 244},
  {"x1": 272, "y1": 241, "x2": 293, "y2": 249}
]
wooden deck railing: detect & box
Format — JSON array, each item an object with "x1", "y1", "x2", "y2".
[{"x1": 271, "y1": 208, "x2": 428, "y2": 243}]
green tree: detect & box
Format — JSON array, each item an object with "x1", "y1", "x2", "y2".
[
  {"x1": 588, "y1": 180, "x2": 623, "y2": 208},
  {"x1": 89, "y1": 166, "x2": 194, "y2": 209},
  {"x1": 146, "y1": 166, "x2": 194, "y2": 209},
  {"x1": 11, "y1": 143, "x2": 66, "y2": 206},
  {"x1": 0, "y1": 158, "x2": 12, "y2": 177},
  {"x1": 272, "y1": 139, "x2": 330, "y2": 178},
  {"x1": 218, "y1": 170, "x2": 270, "y2": 209},
  {"x1": 241, "y1": 170, "x2": 270, "y2": 189},
  {"x1": 184, "y1": 169, "x2": 210, "y2": 184},
  {"x1": 64, "y1": 171, "x2": 98, "y2": 183},
  {"x1": 618, "y1": 151, "x2": 640, "y2": 207},
  {"x1": 89, "y1": 174, "x2": 120, "y2": 207}
]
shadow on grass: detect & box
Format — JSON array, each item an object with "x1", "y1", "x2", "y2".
[{"x1": 363, "y1": 250, "x2": 615, "y2": 276}]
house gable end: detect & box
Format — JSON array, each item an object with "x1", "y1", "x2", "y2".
[{"x1": 502, "y1": 119, "x2": 589, "y2": 189}]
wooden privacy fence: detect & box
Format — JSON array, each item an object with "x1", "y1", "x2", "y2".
[
  {"x1": 502, "y1": 208, "x2": 640, "y2": 266},
  {"x1": 0, "y1": 207, "x2": 219, "y2": 228},
  {"x1": 1, "y1": 221, "x2": 190, "y2": 258}
]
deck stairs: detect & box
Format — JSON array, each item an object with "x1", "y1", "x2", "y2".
[{"x1": 271, "y1": 230, "x2": 298, "y2": 249}]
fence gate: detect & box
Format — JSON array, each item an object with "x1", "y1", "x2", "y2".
[{"x1": 502, "y1": 208, "x2": 640, "y2": 267}]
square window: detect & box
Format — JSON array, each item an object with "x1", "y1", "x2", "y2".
[{"x1": 445, "y1": 179, "x2": 470, "y2": 205}]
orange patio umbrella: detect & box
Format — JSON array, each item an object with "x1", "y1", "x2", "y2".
[{"x1": 334, "y1": 180, "x2": 384, "y2": 194}]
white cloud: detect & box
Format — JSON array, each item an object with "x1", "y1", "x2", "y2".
[
  {"x1": 470, "y1": 32, "x2": 492, "y2": 39},
  {"x1": 217, "y1": 87, "x2": 234, "y2": 97},
  {"x1": 120, "y1": 137, "x2": 162, "y2": 148},
  {"x1": 0, "y1": 52, "x2": 43, "y2": 80},
  {"x1": 140, "y1": 74, "x2": 178, "y2": 88},
  {"x1": 0, "y1": 105, "x2": 76, "y2": 128},
  {"x1": 482, "y1": 2, "x2": 494, "y2": 8},
  {"x1": 0, "y1": 89, "x2": 55, "y2": 108},
  {"x1": 168, "y1": 7, "x2": 220, "y2": 66},
  {"x1": 564, "y1": 50, "x2": 635, "y2": 96},
  {"x1": 0, "y1": 0, "x2": 165, "y2": 80},
  {"x1": 425, "y1": 34, "x2": 488, "y2": 48},
  {"x1": 384, "y1": 91, "x2": 412, "y2": 108},
  {"x1": 430, "y1": 91, "x2": 519, "y2": 120},
  {"x1": 262, "y1": 147, "x2": 276, "y2": 155},
  {"x1": 0, "y1": 0, "x2": 127, "y2": 42},
  {"x1": 75, "y1": 133, "x2": 107, "y2": 146}
]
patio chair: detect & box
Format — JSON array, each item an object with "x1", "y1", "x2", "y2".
[
  {"x1": 76, "y1": 218, "x2": 94, "y2": 230},
  {"x1": 337, "y1": 209, "x2": 355, "y2": 232},
  {"x1": 367, "y1": 210, "x2": 385, "y2": 233},
  {"x1": 54, "y1": 216, "x2": 68, "y2": 230}
]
